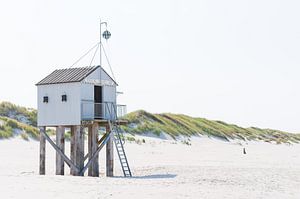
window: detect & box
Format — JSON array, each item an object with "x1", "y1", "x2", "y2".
[
  {"x1": 43, "y1": 96, "x2": 49, "y2": 103},
  {"x1": 62, "y1": 94, "x2": 67, "y2": 102}
]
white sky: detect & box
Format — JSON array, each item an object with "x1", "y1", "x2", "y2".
[{"x1": 0, "y1": 0, "x2": 300, "y2": 133}]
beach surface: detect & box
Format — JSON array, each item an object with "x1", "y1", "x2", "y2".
[{"x1": 0, "y1": 135, "x2": 299, "y2": 199}]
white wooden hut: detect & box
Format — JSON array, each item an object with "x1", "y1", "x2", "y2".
[
  {"x1": 36, "y1": 65, "x2": 123, "y2": 126},
  {"x1": 36, "y1": 65, "x2": 131, "y2": 178}
]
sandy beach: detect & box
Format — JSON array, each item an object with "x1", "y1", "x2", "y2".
[{"x1": 0, "y1": 136, "x2": 299, "y2": 199}]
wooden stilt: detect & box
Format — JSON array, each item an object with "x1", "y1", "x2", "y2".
[
  {"x1": 88, "y1": 123, "x2": 99, "y2": 177},
  {"x1": 39, "y1": 126, "x2": 46, "y2": 175},
  {"x1": 70, "y1": 126, "x2": 85, "y2": 176},
  {"x1": 106, "y1": 124, "x2": 114, "y2": 177},
  {"x1": 92, "y1": 123, "x2": 99, "y2": 177},
  {"x1": 77, "y1": 126, "x2": 85, "y2": 176},
  {"x1": 70, "y1": 126, "x2": 84, "y2": 176},
  {"x1": 88, "y1": 125, "x2": 93, "y2": 176},
  {"x1": 70, "y1": 126, "x2": 76, "y2": 175},
  {"x1": 56, "y1": 126, "x2": 65, "y2": 175}
]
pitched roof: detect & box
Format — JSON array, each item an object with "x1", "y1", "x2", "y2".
[{"x1": 36, "y1": 66, "x2": 117, "y2": 86}]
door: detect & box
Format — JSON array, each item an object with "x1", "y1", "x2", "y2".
[{"x1": 94, "y1": 86, "x2": 103, "y2": 119}]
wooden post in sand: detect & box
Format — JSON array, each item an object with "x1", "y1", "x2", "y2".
[
  {"x1": 70, "y1": 125, "x2": 84, "y2": 176},
  {"x1": 39, "y1": 126, "x2": 46, "y2": 175},
  {"x1": 70, "y1": 126, "x2": 76, "y2": 175},
  {"x1": 76, "y1": 126, "x2": 85, "y2": 176},
  {"x1": 106, "y1": 124, "x2": 114, "y2": 177},
  {"x1": 88, "y1": 125, "x2": 93, "y2": 176},
  {"x1": 56, "y1": 126, "x2": 65, "y2": 175},
  {"x1": 88, "y1": 123, "x2": 99, "y2": 177}
]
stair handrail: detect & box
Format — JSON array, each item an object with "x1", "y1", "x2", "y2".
[{"x1": 107, "y1": 102, "x2": 125, "y2": 144}]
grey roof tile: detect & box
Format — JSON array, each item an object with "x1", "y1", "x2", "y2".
[{"x1": 36, "y1": 66, "x2": 100, "y2": 85}]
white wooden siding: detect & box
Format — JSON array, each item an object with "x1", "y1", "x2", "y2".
[{"x1": 37, "y1": 82, "x2": 81, "y2": 126}]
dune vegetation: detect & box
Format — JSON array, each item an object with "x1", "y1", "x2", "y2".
[
  {"x1": 122, "y1": 110, "x2": 300, "y2": 144},
  {"x1": 0, "y1": 101, "x2": 300, "y2": 144},
  {"x1": 0, "y1": 102, "x2": 39, "y2": 140},
  {"x1": 0, "y1": 101, "x2": 37, "y2": 126},
  {"x1": 0, "y1": 116, "x2": 39, "y2": 140}
]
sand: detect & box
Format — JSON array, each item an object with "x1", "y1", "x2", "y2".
[{"x1": 0, "y1": 135, "x2": 299, "y2": 199}]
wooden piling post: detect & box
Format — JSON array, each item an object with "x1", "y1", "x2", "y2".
[
  {"x1": 77, "y1": 126, "x2": 85, "y2": 176},
  {"x1": 106, "y1": 124, "x2": 114, "y2": 177},
  {"x1": 39, "y1": 126, "x2": 46, "y2": 175},
  {"x1": 92, "y1": 123, "x2": 99, "y2": 177},
  {"x1": 70, "y1": 126, "x2": 76, "y2": 175},
  {"x1": 88, "y1": 125, "x2": 93, "y2": 176},
  {"x1": 70, "y1": 126, "x2": 85, "y2": 176},
  {"x1": 56, "y1": 126, "x2": 65, "y2": 175},
  {"x1": 88, "y1": 123, "x2": 99, "y2": 177}
]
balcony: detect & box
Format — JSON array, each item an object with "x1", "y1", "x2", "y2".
[{"x1": 81, "y1": 100, "x2": 127, "y2": 121}]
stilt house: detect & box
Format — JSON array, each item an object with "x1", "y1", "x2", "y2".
[{"x1": 36, "y1": 65, "x2": 131, "y2": 177}]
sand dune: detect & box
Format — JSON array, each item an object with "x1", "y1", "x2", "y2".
[{"x1": 0, "y1": 136, "x2": 299, "y2": 199}]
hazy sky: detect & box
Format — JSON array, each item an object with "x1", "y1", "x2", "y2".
[{"x1": 0, "y1": 0, "x2": 300, "y2": 133}]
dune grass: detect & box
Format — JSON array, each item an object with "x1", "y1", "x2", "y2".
[
  {"x1": 0, "y1": 116, "x2": 39, "y2": 140},
  {"x1": 0, "y1": 101, "x2": 37, "y2": 126},
  {"x1": 0, "y1": 101, "x2": 299, "y2": 144},
  {"x1": 122, "y1": 110, "x2": 300, "y2": 144},
  {"x1": 0, "y1": 123, "x2": 13, "y2": 138}
]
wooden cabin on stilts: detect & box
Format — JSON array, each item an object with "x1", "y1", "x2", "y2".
[{"x1": 36, "y1": 21, "x2": 131, "y2": 177}]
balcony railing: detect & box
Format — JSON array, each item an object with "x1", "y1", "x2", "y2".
[{"x1": 81, "y1": 100, "x2": 127, "y2": 121}]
